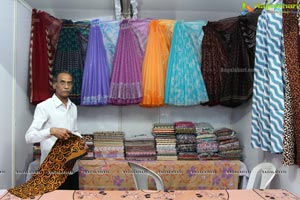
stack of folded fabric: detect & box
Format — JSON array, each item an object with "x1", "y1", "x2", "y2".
[
  {"x1": 195, "y1": 122, "x2": 219, "y2": 160},
  {"x1": 214, "y1": 128, "x2": 243, "y2": 160},
  {"x1": 93, "y1": 131, "x2": 125, "y2": 160},
  {"x1": 81, "y1": 134, "x2": 95, "y2": 160},
  {"x1": 152, "y1": 123, "x2": 177, "y2": 160},
  {"x1": 125, "y1": 138, "x2": 156, "y2": 161},
  {"x1": 175, "y1": 121, "x2": 198, "y2": 160}
]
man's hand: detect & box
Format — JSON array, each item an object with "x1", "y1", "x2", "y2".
[{"x1": 50, "y1": 128, "x2": 72, "y2": 140}]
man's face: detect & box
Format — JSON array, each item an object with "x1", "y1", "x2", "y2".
[{"x1": 53, "y1": 73, "x2": 73, "y2": 99}]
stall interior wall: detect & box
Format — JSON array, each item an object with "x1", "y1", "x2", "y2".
[
  {"x1": 0, "y1": 0, "x2": 15, "y2": 189},
  {"x1": 0, "y1": 0, "x2": 34, "y2": 188},
  {"x1": 14, "y1": 1, "x2": 34, "y2": 187},
  {"x1": 1, "y1": 0, "x2": 299, "y2": 196}
]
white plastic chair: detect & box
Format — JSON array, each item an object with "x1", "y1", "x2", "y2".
[
  {"x1": 246, "y1": 162, "x2": 276, "y2": 189},
  {"x1": 128, "y1": 162, "x2": 164, "y2": 190}
]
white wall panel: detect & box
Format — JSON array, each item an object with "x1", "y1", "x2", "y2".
[
  {"x1": 78, "y1": 106, "x2": 120, "y2": 134},
  {"x1": 14, "y1": 1, "x2": 33, "y2": 186},
  {"x1": 231, "y1": 100, "x2": 263, "y2": 170},
  {"x1": 121, "y1": 106, "x2": 160, "y2": 138},
  {"x1": 139, "y1": 10, "x2": 239, "y2": 21},
  {"x1": 78, "y1": 105, "x2": 232, "y2": 139},
  {"x1": 42, "y1": 8, "x2": 115, "y2": 21},
  {"x1": 0, "y1": 0, "x2": 14, "y2": 189},
  {"x1": 160, "y1": 105, "x2": 232, "y2": 129}
]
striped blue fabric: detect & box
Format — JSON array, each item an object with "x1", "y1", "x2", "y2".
[{"x1": 251, "y1": 9, "x2": 285, "y2": 153}]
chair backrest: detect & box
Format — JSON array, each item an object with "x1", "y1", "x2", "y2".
[
  {"x1": 128, "y1": 162, "x2": 164, "y2": 190},
  {"x1": 246, "y1": 162, "x2": 276, "y2": 189}
]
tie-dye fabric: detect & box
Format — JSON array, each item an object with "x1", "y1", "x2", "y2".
[{"x1": 165, "y1": 21, "x2": 208, "y2": 106}]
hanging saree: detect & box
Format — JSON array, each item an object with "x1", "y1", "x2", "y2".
[
  {"x1": 165, "y1": 20, "x2": 209, "y2": 106},
  {"x1": 81, "y1": 19, "x2": 110, "y2": 106},
  {"x1": 53, "y1": 20, "x2": 90, "y2": 105},
  {"x1": 108, "y1": 20, "x2": 143, "y2": 105},
  {"x1": 99, "y1": 20, "x2": 121, "y2": 77},
  {"x1": 29, "y1": 9, "x2": 62, "y2": 105},
  {"x1": 282, "y1": 0, "x2": 300, "y2": 165},
  {"x1": 140, "y1": 19, "x2": 175, "y2": 107},
  {"x1": 251, "y1": 8, "x2": 284, "y2": 153}
]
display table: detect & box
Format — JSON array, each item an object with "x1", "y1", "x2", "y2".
[
  {"x1": 1, "y1": 189, "x2": 299, "y2": 200},
  {"x1": 78, "y1": 160, "x2": 247, "y2": 190}
]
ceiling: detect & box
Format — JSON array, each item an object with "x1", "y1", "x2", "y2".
[
  {"x1": 23, "y1": 0, "x2": 260, "y2": 13},
  {"x1": 22, "y1": 0, "x2": 261, "y2": 21},
  {"x1": 24, "y1": 0, "x2": 114, "y2": 10}
]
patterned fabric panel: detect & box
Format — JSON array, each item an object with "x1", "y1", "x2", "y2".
[
  {"x1": 53, "y1": 20, "x2": 90, "y2": 105},
  {"x1": 8, "y1": 135, "x2": 87, "y2": 199},
  {"x1": 2, "y1": 189, "x2": 299, "y2": 200},
  {"x1": 282, "y1": 0, "x2": 300, "y2": 165},
  {"x1": 251, "y1": 9, "x2": 284, "y2": 153}
]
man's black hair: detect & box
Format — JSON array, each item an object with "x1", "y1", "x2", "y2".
[{"x1": 52, "y1": 71, "x2": 73, "y2": 83}]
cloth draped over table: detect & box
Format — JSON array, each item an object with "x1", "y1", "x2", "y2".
[
  {"x1": 2, "y1": 189, "x2": 298, "y2": 200},
  {"x1": 77, "y1": 159, "x2": 241, "y2": 190}
]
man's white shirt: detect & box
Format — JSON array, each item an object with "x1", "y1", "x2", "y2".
[{"x1": 25, "y1": 94, "x2": 81, "y2": 173}]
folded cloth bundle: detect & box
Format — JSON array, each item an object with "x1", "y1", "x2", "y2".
[{"x1": 194, "y1": 122, "x2": 214, "y2": 134}]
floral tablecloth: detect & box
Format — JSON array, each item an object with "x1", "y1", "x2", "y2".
[
  {"x1": 1, "y1": 189, "x2": 299, "y2": 200},
  {"x1": 78, "y1": 160, "x2": 242, "y2": 190}
]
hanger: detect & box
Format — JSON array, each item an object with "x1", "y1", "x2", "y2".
[
  {"x1": 272, "y1": 0, "x2": 281, "y2": 4},
  {"x1": 265, "y1": 0, "x2": 281, "y2": 5},
  {"x1": 264, "y1": 0, "x2": 283, "y2": 13},
  {"x1": 264, "y1": 0, "x2": 269, "y2": 7}
]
